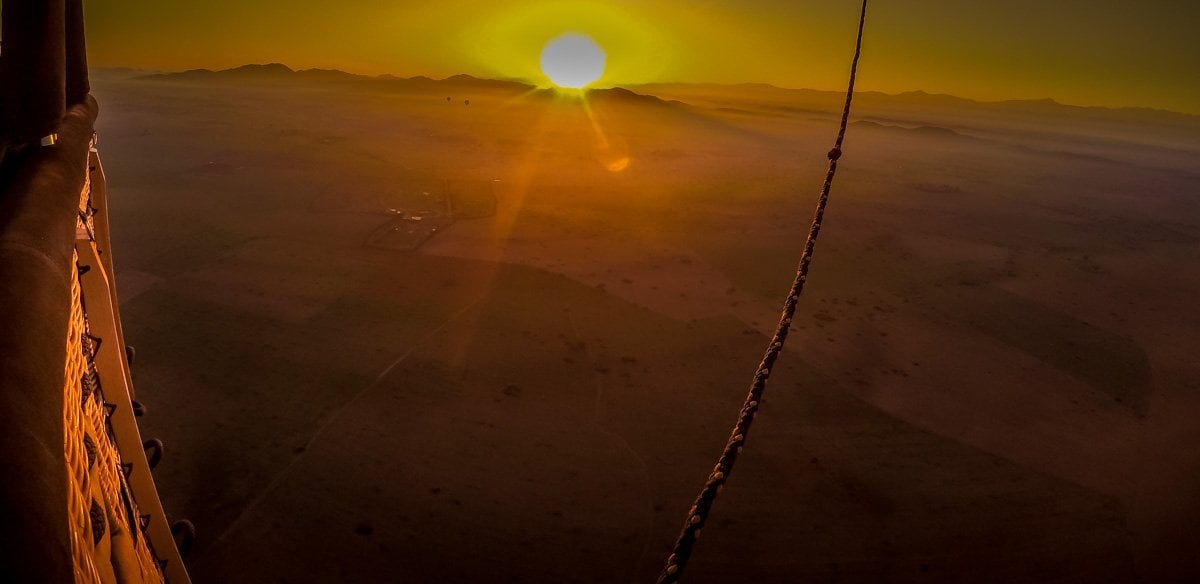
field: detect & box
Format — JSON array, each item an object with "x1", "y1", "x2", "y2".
[{"x1": 91, "y1": 68, "x2": 1200, "y2": 582}]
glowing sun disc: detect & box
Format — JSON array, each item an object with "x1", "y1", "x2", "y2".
[{"x1": 540, "y1": 33, "x2": 606, "y2": 88}]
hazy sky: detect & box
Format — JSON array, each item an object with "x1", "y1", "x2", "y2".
[{"x1": 85, "y1": 0, "x2": 1199, "y2": 113}]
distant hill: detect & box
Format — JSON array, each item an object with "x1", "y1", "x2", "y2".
[
  {"x1": 631, "y1": 82, "x2": 1200, "y2": 128},
  {"x1": 90, "y1": 66, "x2": 161, "y2": 81},
  {"x1": 585, "y1": 87, "x2": 682, "y2": 108},
  {"x1": 139, "y1": 63, "x2": 534, "y2": 93},
  {"x1": 139, "y1": 62, "x2": 296, "y2": 81}
]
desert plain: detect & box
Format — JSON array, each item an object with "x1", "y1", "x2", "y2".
[{"x1": 89, "y1": 66, "x2": 1200, "y2": 583}]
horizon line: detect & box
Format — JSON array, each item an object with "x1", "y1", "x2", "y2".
[{"x1": 91, "y1": 63, "x2": 1200, "y2": 118}]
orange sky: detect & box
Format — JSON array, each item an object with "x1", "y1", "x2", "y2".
[{"x1": 86, "y1": 1, "x2": 1199, "y2": 114}]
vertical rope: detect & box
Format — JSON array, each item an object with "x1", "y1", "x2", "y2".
[{"x1": 656, "y1": 2, "x2": 868, "y2": 581}]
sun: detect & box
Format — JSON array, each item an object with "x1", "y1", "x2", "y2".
[{"x1": 540, "y1": 33, "x2": 606, "y2": 89}]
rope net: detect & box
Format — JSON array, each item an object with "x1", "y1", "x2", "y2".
[{"x1": 63, "y1": 148, "x2": 169, "y2": 584}]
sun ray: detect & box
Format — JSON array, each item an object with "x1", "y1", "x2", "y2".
[{"x1": 580, "y1": 96, "x2": 630, "y2": 172}]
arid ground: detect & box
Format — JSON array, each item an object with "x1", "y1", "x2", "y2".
[{"x1": 90, "y1": 67, "x2": 1200, "y2": 583}]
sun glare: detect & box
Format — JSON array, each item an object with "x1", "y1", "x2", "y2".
[{"x1": 540, "y1": 33, "x2": 606, "y2": 89}]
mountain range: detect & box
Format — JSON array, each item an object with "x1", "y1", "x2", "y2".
[{"x1": 103, "y1": 63, "x2": 1198, "y2": 133}]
